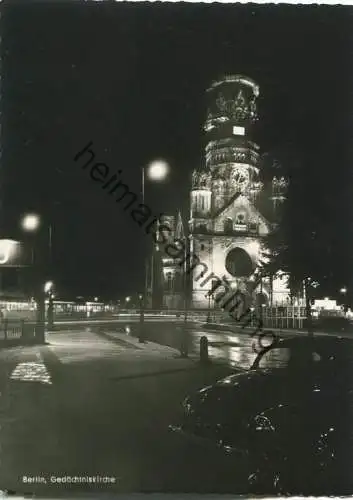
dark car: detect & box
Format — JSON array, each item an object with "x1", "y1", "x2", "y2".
[
  {"x1": 314, "y1": 315, "x2": 353, "y2": 334},
  {"x1": 170, "y1": 336, "x2": 353, "y2": 495}
]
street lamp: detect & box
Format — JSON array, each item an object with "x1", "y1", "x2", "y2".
[
  {"x1": 21, "y1": 213, "x2": 53, "y2": 260},
  {"x1": 21, "y1": 213, "x2": 41, "y2": 233},
  {"x1": 145, "y1": 159, "x2": 170, "y2": 186},
  {"x1": 142, "y1": 159, "x2": 170, "y2": 205},
  {"x1": 141, "y1": 159, "x2": 170, "y2": 341},
  {"x1": 21, "y1": 213, "x2": 49, "y2": 342},
  {"x1": 340, "y1": 287, "x2": 348, "y2": 316},
  {"x1": 44, "y1": 280, "x2": 54, "y2": 293}
]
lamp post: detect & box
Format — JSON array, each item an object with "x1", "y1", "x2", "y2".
[
  {"x1": 138, "y1": 293, "x2": 144, "y2": 343},
  {"x1": 44, "y1": 280, "x2": 54, "y2": 331},
  {"x1": 21, "y1": 213, "x2": 52, "y2": 343},
  {"x1": 141, "y1": 159, "x2": 170, "y2": 343},
  {"x1": 340, "y1": 287, "x2": 348, "y2": 315},
  {"x1": 180, "y1": 233, "x2": 189, "y2": 358}
]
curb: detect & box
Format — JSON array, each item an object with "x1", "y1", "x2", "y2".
[
  {"x1": 94, "y1": 329, "x2": 141, "y2": 350},
  {"x1": 98, "y1": 329, "x2": 186, "y2": 357}
]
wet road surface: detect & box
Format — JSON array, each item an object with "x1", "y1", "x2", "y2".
[
  {"x1": 0, "y1": 322, "x2": 344, "y2": 495},
  {"x1": 0, "y1": 328, "x2": 251, "y2": 495}
]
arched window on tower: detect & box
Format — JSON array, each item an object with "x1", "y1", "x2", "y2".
[{"x1": 224, "y1": 218, "x2": 233, "y2": 234}]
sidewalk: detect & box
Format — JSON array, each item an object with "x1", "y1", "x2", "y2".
[
  {"x1": 99, "y1": 329, "x2": 192, "y2": 356},
  {"x1": 41, "y1": 329, "x2": 201, "y2": 383}
]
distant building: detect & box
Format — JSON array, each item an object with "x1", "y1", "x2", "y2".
[
  {"x1": 312, "y1": 297, "x2": 344, "y2": 317},
  {"x1": 149, "y1": 74, "x2": 292, "y2": 311}
]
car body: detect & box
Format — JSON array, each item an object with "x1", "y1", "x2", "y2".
[
  {"x1": 314, "y1": 315, "x2": 353, "y2": 334},
  {"x1": 170, "y1": 336, "x2": 353, "y2": 495}
]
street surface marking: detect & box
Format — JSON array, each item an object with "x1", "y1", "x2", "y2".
[{"x1": 10, "y1": 362, "x2": 52, "y2": 385}]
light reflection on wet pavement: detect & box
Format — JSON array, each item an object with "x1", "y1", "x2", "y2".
[
  {"x1": 191, "y1": 330, "x2": 258, "y2": 369},
  {"x1": 10, "y1": 362, "x2": 52, "y2": 385},
  {"x1": 100, "y1": 323, "x2": 284, "y2": 371}
]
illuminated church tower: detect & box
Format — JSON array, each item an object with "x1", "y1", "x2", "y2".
[
  {"x1": 189, "y1": 74, "x2": 289, "y2": 309},
  {"x1": 156, "y1": 74, "x2": 290, "y2": 311}
]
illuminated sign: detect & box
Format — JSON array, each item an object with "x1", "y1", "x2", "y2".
[
  {"x1": 233, "y1": 126, "x2": 245, "y2": 136},
  {"x1": 0, "y1": 239, "x2": 28, "y2": 267},
  {"x1": 313, "y1": 298, "x2": 340, "y2": 311}
]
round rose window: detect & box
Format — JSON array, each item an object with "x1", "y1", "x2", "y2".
[{"x1": 225, "y1": 247, "x2": 253, "y2": 277}]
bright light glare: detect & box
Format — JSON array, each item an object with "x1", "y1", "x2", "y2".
[
  {"x1": 0, "y1": 239, "x2": 18, "y2": 264},
  {"x1": 44, "y1": 281, "x2": 53, "y2": 293},
  {"x1": 21, "y1": 213, "x2": 40, "y2": 232},
  {"x1": 125, "y1": 296, "x2": 131, "y2": 302},
  {"x1": 147, "y1": 160, "x2": 170, "y2": 181},
  {"x1": 340, "y1": 287, "x2": 347, "y2": 294}
]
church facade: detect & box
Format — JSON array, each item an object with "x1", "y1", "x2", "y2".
[{"x1": 150, "y1": 74, "x2": 291, "y2": 311}]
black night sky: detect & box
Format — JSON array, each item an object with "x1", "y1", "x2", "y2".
[{"x1": 1, "y1": 2, "x2": 353, "y2": 301}]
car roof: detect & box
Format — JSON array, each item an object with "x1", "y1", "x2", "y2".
[
  {"x1": 249, "y1": 334, "x2": 353, "y2": 370},
  {"x1": 276, "y1": 335, "x2": 353, "y2": 349}
]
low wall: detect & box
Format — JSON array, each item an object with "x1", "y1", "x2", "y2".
[{"x1": 0, "y1": 320, "x2": 37, "y2": 348}]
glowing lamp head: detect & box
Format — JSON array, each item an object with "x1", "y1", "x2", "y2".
[
  {"x1": 44, "y1": 281, "x2": 54, "y2": 293},
  {"x1": 147, "y1": 160, "x2": 170, "y2": 181},
  {"x1": 21, "y1": 214, "x2": 41, "y2": 232},
  {"x1": 125, "y1": 296, "x2": 131, "y2": 302}
]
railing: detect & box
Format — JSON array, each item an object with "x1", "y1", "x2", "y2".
[{"x1": 0, "y1": 308, "x2": 309, "y2": 332}]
